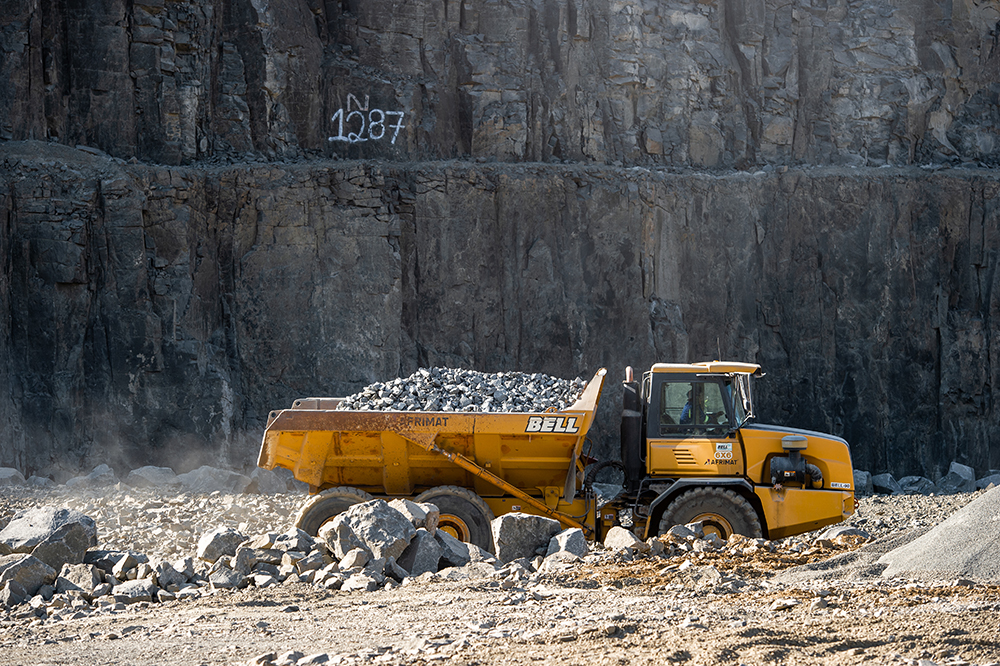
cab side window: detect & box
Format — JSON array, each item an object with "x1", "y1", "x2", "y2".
[
  {"x1": 660, "y1": 382, "x2": 694, "y2": 426},
  {"x1": 658, "y1": 381, "x2": 729, "y2": 435}
]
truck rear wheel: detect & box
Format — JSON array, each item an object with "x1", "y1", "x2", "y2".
[
  {"x1": 657, "y1": 487, "x2": 762, "y2": 540},
  {"x1": 414, "y1": 486, "x2": 496, "y2": 553},
  {"x1": 294, "y1": 486, "x2": 374, "y2": 536}
]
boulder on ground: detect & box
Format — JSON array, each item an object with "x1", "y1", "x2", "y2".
[
  {"x1": 26, "y1": 476, "x2": 54, "y2": 488},
  {"x1": 389, "y1": 499, "x2": 440, "y2": 534},
  {"x1": 294, "y1": 551, "x2": 329, "y2": 574},
  {"x1": 113, "y1": 578, "x2": 159, "y2": 604},
  {"x1": 248, "y1": 467, "x2": 288, "y2": 494},
  {"x1": 383, "y1": 557, "x2": 409, "y2": 583},
  {"x1": 684, "y1": 522, "x2": 706, "y2": 539},
  {"x1": 853, "y1": 470, "x2": 873, "y2": 496},
  {"x1": 209, "y1": 566, "x2": 245, "y2": 590},
  {"x1": 0, "y1": 506, "x2": 98, "y2": 570},
  {"x1": 663, "y1": 524, "x2": 699, "y2": 541},
  {"x1": 491, "y1": 514, "x2": 563, "y2": 563},
  {"x1": 341, "y1": 572, "x2": 380, "y2": 592},
  {"x1": 270, "y1": 467, "x2": 309, "y2": 494},
  {"x1": 84, "y1": 549, "x2": 149, "y2": 574},
  {"x1": 898, "y1": 476, "x2": 936, "y2": 495},
  {"x1": 445, "y1": 560, "x2": 500, "y2": 579},
  {"x1": 977, "y1": 473, "x2": 1000, "y2": 490},
  {"x1": 125, "y1": 466, "x2": 180, "y2": 489},
  {"x1": 338, "y1": 547, "x2": 370, "y2": 570},
  {"x1": 0, "y1": 468, "x2": 25, "y2": 486},
  {"x1": 0, "y1": 554, "x2": 57, "y2": 597},
  {"x1": 176, "y1": 466, "x2": 252, "y2": 494},
  {"x1": 112, "y1": 553, "x2": 139, "y2": 579},
  {"x1": 173, "y1": 556, "x2": 196, "y2": 580},
  {"x1": 0, "y1": 580, "x2": 26, "y2": 607},
  {"x1": 936, "y1": 462, "x2": 976, "y2": 494},
  {"x1": 397, "y1": 529, "x2": 443, "y2": 576},
  {"x1": 151, "y1": 559, "x2": 188, "y2": 589},
  {"x1": 65, "y1": 464, "x2": 117, "y2": 489},
  {"x1": 272, "y1": 527, "x2": 314, "y2": 553},
  {"x1": 603, "y1": 526, "x2": 649, "y2": 553},
  {"x1": 55, "y1": 563, "x2": 103, "y2": 598},
  {"x1": 872, "y1": 473, "x2": 902, "y2": 495},
  {"x1": 435, "y1": 530, "x2": 471, "y2": 568},
  {"x1": 318, "y1": 500, "x2": 416, "y2": 561},
  {"x1": 466, "y1": 543, "x2": 497, "y2": 565},
  {"x1": 646, "y1": 537, "x2": 665, "y2": 556},
  {"x1": 362, "y1": 557, "x2": 387, "y2": 583},
  {"x1": 196, "y1": 526, "x2": 246, "y2": 563},
  {"x1": 318, "y1": 520, "x2": 367, "y2": 561},
  {"x1": 546, "y1": 528, "x2": 589, "y2": 558},
  {"x1": 539, "y1": 551, "x2": 583, "y2": 572}
]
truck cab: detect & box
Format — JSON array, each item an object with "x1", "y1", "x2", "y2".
[{"x1": 617, "y1": 362, "x2": 856, "y2": 541}]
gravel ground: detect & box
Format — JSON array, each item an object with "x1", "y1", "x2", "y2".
[{"x1": 1, "y1": 486, "x2": 997, "y2": 666}]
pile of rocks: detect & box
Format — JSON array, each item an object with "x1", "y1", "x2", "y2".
[
  {"x1": 853, "y1": 461, "x2": 1000, "y2": 497},
  {"x1": 334, "y1": 368, "x2": 587, "y2": 413},
  {"x1": 12, "y1": 491, "x2": 846, "y2": 623},
  {"x1": 0, "y1": 498, "x2": 596, "y2": 618}
]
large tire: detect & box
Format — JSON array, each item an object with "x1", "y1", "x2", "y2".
[
  {"x1": 657, "y1": 487, "x2": 763, "y2": 540},
  {"x1": 414, "y1": 486, "x2": 496, "y2": 553},
  {"x1": 294, "y1": 486, "x2": 374, "y2": 536}
]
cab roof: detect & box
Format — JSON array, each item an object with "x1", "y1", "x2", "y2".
[{"x1": 650, "y1": 361, "x2": 761, "y2": 375}]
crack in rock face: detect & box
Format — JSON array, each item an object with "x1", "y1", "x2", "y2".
[{"x1": 335, "y1": 368, "x2": 586, "y2": 413}]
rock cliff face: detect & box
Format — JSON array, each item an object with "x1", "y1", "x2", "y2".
[
  {"x1": 1, "y1": 141, "x2": 997, "y2": 480},
  {"x1": 0, "y1": 0, "x2": 998, "y2": 480},
  {"x1": 1, "y1": 0, "x2": 998, "y2": 168}
]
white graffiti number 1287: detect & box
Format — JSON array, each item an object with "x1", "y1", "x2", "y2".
[{"x1": 328, "y1": 94, "x2": 405, "y2": 145}]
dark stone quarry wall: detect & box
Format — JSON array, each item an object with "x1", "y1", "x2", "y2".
[
  {"x1": 1, "y1": 0, "x2": 998, "y2": 168},
  {"x1": 1, "y1": 141, "x2": 997, "y2": 480},
  {"x1": 0, "y1": 0, "x2": 998, "y2": 480}
]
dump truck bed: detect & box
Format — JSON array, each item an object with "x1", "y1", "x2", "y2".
[{"x1": 258, "y1": 369, "x2": 607, "y2": 502}]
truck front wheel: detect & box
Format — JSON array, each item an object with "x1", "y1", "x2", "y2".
[
  {"x1": 294, "y1": 486, "x2": 374, "y2": 536},
  {"x1": 658, "y1": 487, "x2": 762, "y2": 540},
  {"x1": 415, "y1": 486, "x2": 496, "y2": 553}
]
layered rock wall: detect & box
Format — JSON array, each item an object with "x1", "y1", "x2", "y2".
[
  {"x1": 1, "y1": 0, "x2": 998, "y2": 168},
  {"x1": 1, "y1": 0, "x2": 998, "y2": 480},
  {"x1": 1, "y1": 141, "x2": 997, "y2": 480}
]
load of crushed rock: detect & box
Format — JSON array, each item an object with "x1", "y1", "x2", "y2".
[{"x1": 335, "y1": 367, "x2": 587, "y2": 413}]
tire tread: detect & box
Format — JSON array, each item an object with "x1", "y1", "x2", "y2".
[
  {"x1": 657, "y1": 487, "x2": 762, "y2": 539},
  {"x1": 294, "y1": 486, "x2": 374, "y2": 536}
]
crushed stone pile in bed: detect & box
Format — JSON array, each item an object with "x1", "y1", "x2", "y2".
[{"x1": 335, "y1": 368, "x2": 587, "y2": 413}]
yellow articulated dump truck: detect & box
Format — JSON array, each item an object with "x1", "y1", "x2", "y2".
[{"x1": 258, "y1": 362, "x2": 855, "y2": 551}]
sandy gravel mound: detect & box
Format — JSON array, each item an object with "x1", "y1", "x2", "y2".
[{"x1": 877, "y1": 485, "x2": 1000, "y2": 582}]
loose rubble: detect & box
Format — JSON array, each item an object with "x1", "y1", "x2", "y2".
[
  {"x1": 1, "y1": 483, "x2": 999, "y2": 666},
  {"x1": 334, "y1": 368, "x2": 587, "y2": 412},
  {"x1": 0, "y1": 484, "x2": 889, "y2": 620},
  {"x1": 877, "y1": 486, "x2": 1000, "y2": 581}
]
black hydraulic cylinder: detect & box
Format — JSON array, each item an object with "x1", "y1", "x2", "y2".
[{"x1": 621, "y1": 380, "x2": 643, "y2": 493}]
